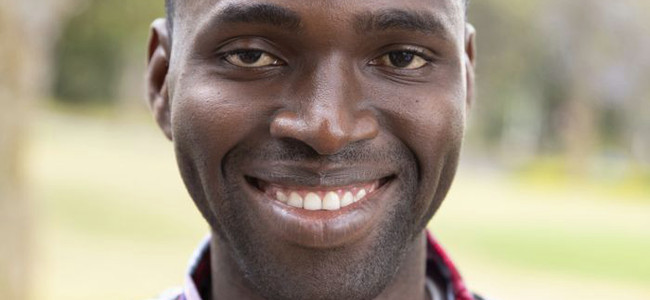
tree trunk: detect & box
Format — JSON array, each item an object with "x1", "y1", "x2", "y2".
[
  {"x1": 0, "y1": 0, "x2": 79, "y2": 298},
  {"x1": 561, "y1": 85, "x2": 596, "y2": 174},
  {"x1": 0, "y1": 7, "x2": 33, "y2": 298}
]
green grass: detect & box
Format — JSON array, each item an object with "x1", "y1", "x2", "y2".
[
  {"x1": 26, "y1": 108, "x2": 650, "y2": 299},
  {"x1": 436, "y1": 220, "x2": 650, "y2": 284},
  {"x1": 432, "y1": 170, "x2": 650, "y2": 299}
]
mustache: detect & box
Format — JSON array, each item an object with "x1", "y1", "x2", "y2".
[
  {"x1": 223, "y1": 138, "x2": 416, "y2": 186},
  {"x1": 232, "y1": 138, "x2": 412, "y2": 166}
]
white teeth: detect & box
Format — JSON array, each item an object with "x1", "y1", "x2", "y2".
[
  {"x1": 276, "y1": 191, "x2": 288, "y2": 203},
  {"x1": 354, "y1": 189, "x2": 367, "y2": 202},
  {"x1": 322, "y1": 192, "x2": 341, "y2": 210},
  {"x1": 303, "y1": 192, "x2": 322, "y2": 210},
  {"x1": 287, "y1": 192, "x2": 303, "y2": 208},
  {"x1": 275, "y1": 185, "x2": 374, "y2": 210},
  {"x1": 341, "y1": 191, "x2": 354, "y2": 207}
]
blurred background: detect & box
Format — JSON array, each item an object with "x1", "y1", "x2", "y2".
[{"x1": 0, "y1": 0, "x2": 648, "y2": 299}]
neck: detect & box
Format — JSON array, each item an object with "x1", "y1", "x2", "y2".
[{"x1": 210, "y1": 230, "x2": 432, "y2": 300}]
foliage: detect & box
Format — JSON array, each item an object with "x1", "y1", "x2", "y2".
[
  {"x1": 53, "y1": 0, "x2": 164, "y2": 103},
  {"x1": 466, "y1": 0, "x2": 650, "y2": 165}
]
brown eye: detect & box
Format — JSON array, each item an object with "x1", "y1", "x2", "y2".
[
  {"x1": 224, "y1": 50, "x2": 283, "y2": 68},
  {"x1": 373, "y1": 51, "x2": 429, "y2": 70}
]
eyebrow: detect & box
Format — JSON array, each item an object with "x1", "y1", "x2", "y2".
[
  {"x1": 354, "y1": 9, "x2": 450, "y2": 38},
  {"x1": 211, "y1": 3, "x2": 302, "y2": 31}
]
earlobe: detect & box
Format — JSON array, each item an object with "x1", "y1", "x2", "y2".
[
  {"x1": 146, "y1": 18, "x2": 173, "y2": 140},
  {"x1": 464, "y1": 23, "x2": 476, "y2": 111}
]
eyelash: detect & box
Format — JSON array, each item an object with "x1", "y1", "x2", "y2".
[
  {"x1": 398, "y1": 48, "x2": 434, "y2": 62},
  {"x1": 220, "y1": 49, "x2": 282, "y2": 64},
  {"x1": 218, "y1": 47, "x2": 435, "y2": 69},
  {"x1": 379, "y1": 47, "x2": 435, "y2": 63}
]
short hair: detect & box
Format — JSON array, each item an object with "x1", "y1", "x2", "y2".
[
  {"x1": 165, "y1": 0, "x2": 174, "y2": 32},
  {"x1": 165, "y1": 0, "x2": 469, "y2": 33}
]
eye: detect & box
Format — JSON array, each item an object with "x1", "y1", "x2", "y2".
[
  {"x1": 371, "y1": 50, "x2": 430, "y2": 70},
  {"x1": 224, "y1": 50, "x2": 284, "y2": 68}
]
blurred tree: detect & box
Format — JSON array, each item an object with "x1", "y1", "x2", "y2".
[
  {"x1": 53, "y1": 0, "x2": 164, "y2": 105},
  {"x1": 467, "y1": 0, "x2": 549, "y2": 163},
  {"x1": 467, "y1": 0, "x2": 650, "y2": 170},
  {"x1": 539, "y1": 0, "x2": 650, "y2": 170},
  {"x1": 0, "y1": 0, "x2": 80, "y2": 298}
]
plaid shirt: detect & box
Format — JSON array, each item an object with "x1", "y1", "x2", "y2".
[{"x1": 155, "y1": 231, "x2": 487, "y2": 300}]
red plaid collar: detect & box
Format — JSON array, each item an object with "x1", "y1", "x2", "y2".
[{"x1": 175, "y1": 231, "x2": 477, "y2": 300}]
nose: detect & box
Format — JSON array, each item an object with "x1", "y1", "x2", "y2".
[{"x1": 270, "y1": 60, "x2": 379, "y2": 155}]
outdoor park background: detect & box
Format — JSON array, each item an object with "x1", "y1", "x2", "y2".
[{"x1": 1, "y1": 0, "x2": 649, "y2": 299}]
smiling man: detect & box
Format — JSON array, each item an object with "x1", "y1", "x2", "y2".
[{"x1": 147, "y1": 0, "x2": 481, "y2": 299}]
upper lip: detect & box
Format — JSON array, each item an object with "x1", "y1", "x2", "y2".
[{"x1": 244, "y1": 162, "x2": 395, "y2": 188}]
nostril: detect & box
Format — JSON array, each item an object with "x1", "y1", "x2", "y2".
[
  {"x1": 309, "y1": 120, "x2": 351, "y2": 154},
  {"x1": 269, "y1": 108, "x2": 378, "y2": 155},
  {"x1": 270, "y1": 109, "x2": 348, "y2": 155}
]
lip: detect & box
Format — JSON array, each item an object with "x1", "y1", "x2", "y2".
[{"x1": 241, "y1": 167, "x2": 396, "y2": 248}]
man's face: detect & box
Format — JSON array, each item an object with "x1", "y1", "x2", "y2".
[{"x1": 149, "y1": 0, "x2": 474, "y2": 299}]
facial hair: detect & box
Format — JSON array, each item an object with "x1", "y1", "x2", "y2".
[{"x1": 199, "y1": 138, "x2": 425, "y2": 300}]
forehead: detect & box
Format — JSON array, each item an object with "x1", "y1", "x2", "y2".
[
  {"x1": 173, "y1": 0, "x2": 465, "y2": 40},
  {"x1": 178, "y1": 0, "x2": 464, "y2": 14}
]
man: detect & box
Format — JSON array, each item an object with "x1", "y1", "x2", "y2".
[{"x1": 146, "y1": 0, "x2": 482, "y2": 299}]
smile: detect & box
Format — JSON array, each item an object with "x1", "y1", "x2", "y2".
[
  {"x1": 252, "y1": 179, "x2": 387, "y2": 211},
  {"x1": 242, "y1": 167, "x2": 396, "y2": 248}
]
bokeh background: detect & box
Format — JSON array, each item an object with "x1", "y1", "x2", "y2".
[{"x1": 1, "y1": 0, "x2": 649, "y2": 299}]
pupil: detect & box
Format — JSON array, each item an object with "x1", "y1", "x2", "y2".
[
  {"x1": 389, "y1": 52, "x2": 414, "y2": 68},
  {"x1": 238, "y1": 51, "x2": 263, "y2": 64}
]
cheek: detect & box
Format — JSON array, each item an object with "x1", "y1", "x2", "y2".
[
  {"x1": 170, "y1": 80, "x2": 274, "y2": 169},
  {"x1": 173, "y1": 87, "x2": 239, "y2": 164},
  {"x1": 394, "y1": 95, "x2": 465, "y2": 185},
  {"x1": 371, "y1": 80, "x2": 466, "y2": 166},
  {"x1": 170, "y1": 77, "x2": 279, "y2": 226},
  {"x1": 369, "y1": 78, "x2": 466, "y2": 217},
  {"x1": 401, "y1": 97, "x2": 465, "y2": 224},
  {"x1": 368, "y1": 61, "x2": 468, "y2": 160},
  {"x1": 169, "y1": 81, "x2": 272, "y2": 215}
]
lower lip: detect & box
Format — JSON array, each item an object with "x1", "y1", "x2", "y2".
[{"x1": 243, "y1": 177, "x2": 394, "y2": 248}]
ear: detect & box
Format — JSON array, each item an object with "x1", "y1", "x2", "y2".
[
  {"x1": 147, "y1": 18, "x2": 173, "y2": 140},
  {"x1": 464, "y1": 23, "x2": 477, "y2": 111}
]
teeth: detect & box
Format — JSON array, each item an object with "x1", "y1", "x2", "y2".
[
  {"x1": 287, "y1": 192, "x2": 303, "y2": 208},
  {"x1": 341, "y1": 192, "x2": 354, "y2": 207},
  {"x1": 303, "y1": 193, "x2": 322, "y2": 210},
  {"x1": 271, "y1": 183, "x2": 379, "y2": 211},
  {"x1": 322, "y1": 192, "x2": 341, "y2": 210},
  {"x1": 276, "y1": 191, "x2": 288, "y2": 203},
  {"x1": 354, "y1": 189, "x2": 367, "y2": 202}
]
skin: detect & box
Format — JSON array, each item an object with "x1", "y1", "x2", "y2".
[{"x1": 147, "y1": 0, "x2": 475, "y2": 299}]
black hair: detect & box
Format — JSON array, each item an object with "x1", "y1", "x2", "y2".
[
  {"x1": 164, "y1": 0, "x2": 469, "y2": 32},
  {"x1": 165, "y1": 0, "x2": 174, "y2": 32}
]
